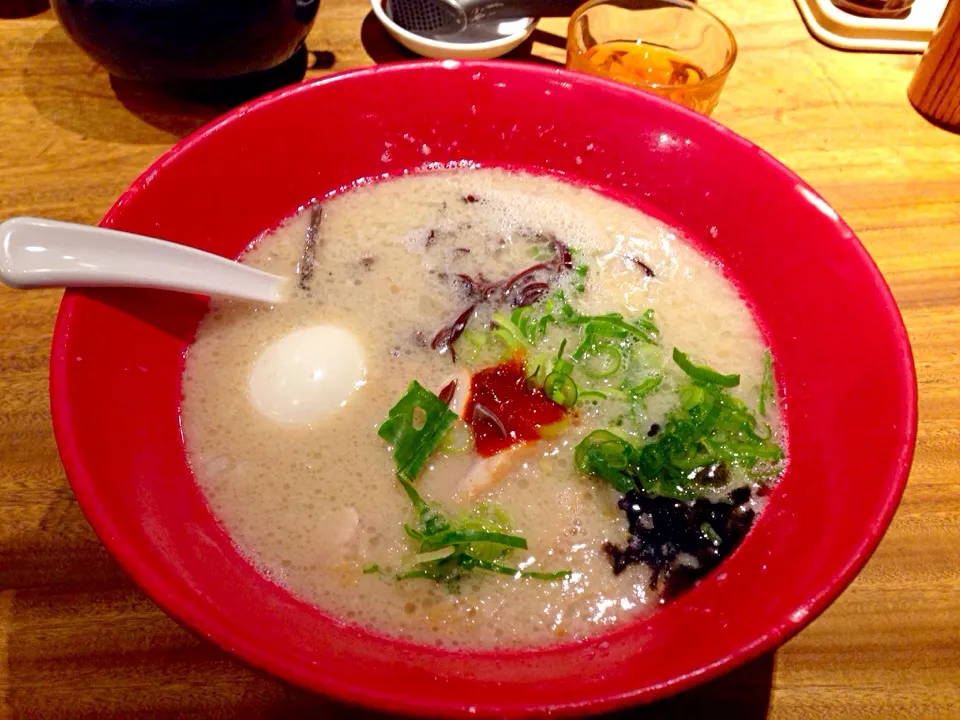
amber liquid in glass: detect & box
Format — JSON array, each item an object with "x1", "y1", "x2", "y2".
[{"x1": 568, "y1": 41, "x2": 720, "y2": 114}]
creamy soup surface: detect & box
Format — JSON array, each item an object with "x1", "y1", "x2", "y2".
[{"x1": 181, "y1": 169, "x2": 784, "y2": 648}]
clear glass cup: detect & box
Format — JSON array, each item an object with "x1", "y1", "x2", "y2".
[{"x1": 566, "y1": 0, "x2": 738, "y2": 116}]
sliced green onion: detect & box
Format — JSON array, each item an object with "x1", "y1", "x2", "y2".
[
  {"x1": 633, "y1": 342, "x2": 664, "y2": 370},
  {"x1": 634, "y1": 311, "x2": 658, "y2": 337},
  {"x1": 670, "y1": 451, "x2": 721, "y2": 471},
  {"x1": 628, "y1": 373, "x2": 663, "y2": 399},
  {"x1": 525, "y1": 353, "x2": 551, "y2": 387},
  {"x1": 419, "y1": 529, "x2": 528, "y2": 553},
  {"x1": 758, "y1": 349, "x2": 775, "y2": 415},
  {"x1": 515, "y1": 567, "x2": 574, "y2": 580},
  {"x1": 386, "y1": 407, "x2": 569, "y2": 587},
  {"x1": 580, "y1": 314, "x2": 655, "y2": 343},
  {"x1": 535, "y1": 314, "x2": 555, "y2": 338},
  {"x1": 509, "y1": 305, "x2": 555, "y2": 344},
  {"x1": 585, "y1": 319, "x2": 629, "y2": 339},
  {"x1": 679, "y1": 383, "x2": 707, "y2": 409},
  {"x1": 491, "y1": 312, "x2": 530, "y2": 354},
  {"x1": 571, "y1": 334, "x2": 593, "y2": 360},
  {"x1": 599, "y1": 388, "x2": 630, "y2": 402},
  {"x1": 399, "y1": 479, "x2": 449, "y2": 536},
  {"x1": 544, "y1": 372, "x2": 578, "y2": 408},
  {"x1": 753, "y1": 422, "x2": 773, "y2": 441},
  {"x1": 510, "y1": 306, "x2": 528, "y2": 322},
  {"x1": 413, "y1": 546, "x2": 457, "y2": 564},
  {"x1": 574, "y1": 430, "x2": 636, "y2": 493},
  {"x1": 362, "y1": 563, "x2": 381, "y2": 574},
  {"x1": 378, "y1": 382, "x2": 457, "y2": 482},
  {"x1": 554, "y1": 357, "x2": 574, "y2": 376},
  {"x1": 510, "y1": 306, "x2": 533, "y2": 338},
  {"x1": 726, "y1": 442, "x2": 784, "y2": 461},
  {"x1": 549, "y1": 293, "x2": 658, "y2": 344},
  {"x1": 700, "y1": 523, "x2": 721, "y2": 547},
  {"x1": 440, "y1": 419, "x2": 474, "y2": 453},
  {"x1": 462, "y1": 329, "x2": 489, "y2": 347},
  {"x1": 582, "y1": 344, "x2": 622, "y2": 378},
  {"x1": 672, "y1": 348, "x2": 740, "y2": 387},
  {"x1": 458, "y1": 555, "x2": 572, "y2": 580},
  {"x1": 551, "y1": 339, "x2": 575, "y2": 378},
  {"x1": 396, "y1": 567, "x2": 450, "y2": 582},
  {"x1": 578, "y1": 389, "x2": 608, "y2": 401}
]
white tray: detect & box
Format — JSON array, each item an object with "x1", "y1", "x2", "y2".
[{"x1": 793, "y1": 0, "x2": 947, "y2": 52}]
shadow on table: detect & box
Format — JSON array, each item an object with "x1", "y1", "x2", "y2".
[
  {"x1": 0, "y1": 0, "x2": 49, "y2": 18},
  {"x1": 359, "y1": 11, "x2": 419, "y2": 63},
  {"x1": 22, "y1": 24, "x2": 333, "y2": 144},
  {"x1": 359, "y1": 11, "x2": 565, "y2": 67}
]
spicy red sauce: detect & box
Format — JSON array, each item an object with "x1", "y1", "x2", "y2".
[{"x1": 465, "y1": 360, "x2": 567, "y2": 457}]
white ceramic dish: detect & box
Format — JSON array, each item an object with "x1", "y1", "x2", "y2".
[
  {"x1": 793, "y1": 0, "x2": 947, "y2": 52},
  {"x1": 370, "y1": 0, "x2": 538, "y2": 59}
]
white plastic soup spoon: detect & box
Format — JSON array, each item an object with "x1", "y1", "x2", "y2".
[{"x1": 0, "y1": 217, "x2": 287, "y2": 303}]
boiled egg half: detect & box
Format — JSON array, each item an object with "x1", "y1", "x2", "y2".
[{"x1": 248, "y1": 325, "x2": 366, "y2": 426}]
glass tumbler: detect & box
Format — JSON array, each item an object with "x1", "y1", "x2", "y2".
[{"x1": 566, "y1": 0, "x2": 738, "y2": 116}]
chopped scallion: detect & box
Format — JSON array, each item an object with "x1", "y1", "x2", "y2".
[
  {"x1": 758, "y1": 349, "x2": 775, "y2": 416},
  {"x1": 378, "y1": 382, "x2": 457, "y2": 482},
  {"x1": 413, "y1": 547, "x2": 456, "y2": 564},
  {"x1": 458, "y1": 556, "x2": 572, "y2": 580},
  {"x1": 628, "y1": 373, "x2": 663, "y2": 399},
  {"x1": 575, "y1": 372, "x2": 783, "y2": 500},
  {"x1": 672, "y1": 348, "x2": 740, "y2": 387},
  {"x1": 418, "y1": 529, "x2": 528, "y2": 553},
  {"x1": 391, "y1": 480, "x2": 568, "y2": 588},
  {"x1": 544, "y1": 372, "x2": 578, "y2": 408},
  {"x1": 578, "y1": 389, "x2": 608, "y2": 401},
  {"x1": 700, "y1": 523, "x2": 722, "y2": 546},
  {"x1": 491, "y1": 312, "x2": 531, "y2": 354},
  {"x1": 582, "y1": 344, "x2": 622, "y2": 378}
]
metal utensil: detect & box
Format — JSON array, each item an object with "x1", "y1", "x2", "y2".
[{"x1": 384, "y1": 0, "x2": 583, "y2": 38}]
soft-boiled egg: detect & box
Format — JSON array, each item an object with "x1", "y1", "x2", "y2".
[{"x1": 248, "y1": 325, "x2": 366, "y2": 426}]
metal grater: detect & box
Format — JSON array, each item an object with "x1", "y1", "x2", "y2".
[{"x1": 385, "y1": 0, "x2": 466, "y2": 34}]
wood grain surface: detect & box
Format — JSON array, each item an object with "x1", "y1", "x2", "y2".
[{"x1": 1, "y1": 0, "x2": 959, "y2": 718}]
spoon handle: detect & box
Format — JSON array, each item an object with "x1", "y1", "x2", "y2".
[
  {"x1": 0, "y1": 217, "x2": 286, "y2": 303},
  {"x1": 470, "y1": 0, "x2": 583, "y2": 20}
]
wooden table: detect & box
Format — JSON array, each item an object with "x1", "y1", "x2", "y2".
[{"x1": 1, "y1": 0, "x2": 958, "y2": 717}]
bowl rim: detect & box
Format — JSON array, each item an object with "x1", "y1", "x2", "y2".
[
  {"x1": 49, "y1": 59, "x2": 918, "y2": 717},
  {"x1": 369, "y1": 0, "x2": 537, "y2": 52}
]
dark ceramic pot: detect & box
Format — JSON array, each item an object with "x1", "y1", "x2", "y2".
[{"x1": 51, "y1": 0, "x2": 321, "y2": 82}]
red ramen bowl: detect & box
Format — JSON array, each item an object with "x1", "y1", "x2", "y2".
[{"x1": 50, "y1": 60, "x2": 916, "y2": 717}]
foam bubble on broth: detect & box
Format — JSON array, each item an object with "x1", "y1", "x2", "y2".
[{"x1": 180, "y1": 168, "x2": 782, "y2": 648}]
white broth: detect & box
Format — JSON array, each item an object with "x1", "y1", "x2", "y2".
[{"x1": 181, "y1": 168, "x2": 783, "y2": 648}]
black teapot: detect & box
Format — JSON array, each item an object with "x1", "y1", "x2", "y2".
[{"x1": 51, "y1": 0, "x2": 321, "y2": 82}]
